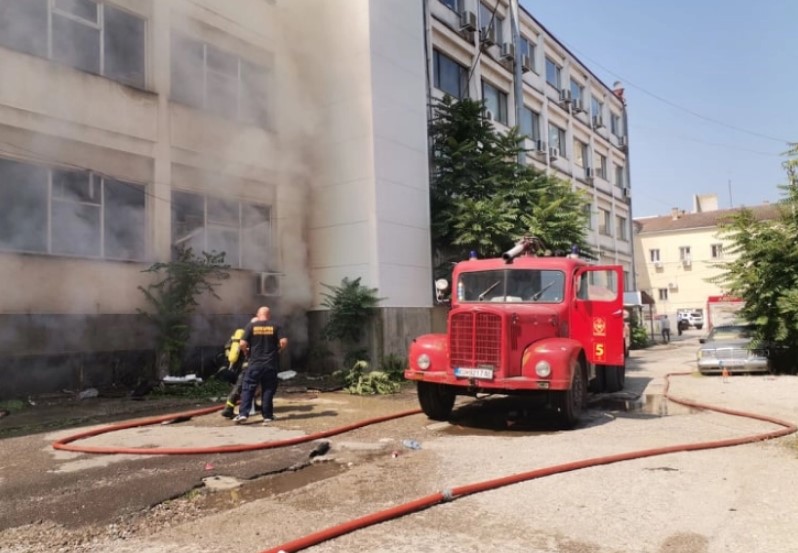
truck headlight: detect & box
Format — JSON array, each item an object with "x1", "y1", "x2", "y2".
[
  {"x1": 417, "y1": 354, "x2": 431, "y2": 370},
  {"x1": 535, "y1": 360, "x2": 551, "y2": 378}
]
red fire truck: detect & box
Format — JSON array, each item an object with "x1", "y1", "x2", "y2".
[{"x1": 405, "y1": 238, "x2": 626, "y2": 428}]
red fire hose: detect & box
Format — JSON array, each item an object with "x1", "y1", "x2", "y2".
[
  {"x1": 260, "y1": 372, "x2": 797, "y2": 553},
  {"x1": 50, "y1": 372, "x2": 797, "y2": 553}
]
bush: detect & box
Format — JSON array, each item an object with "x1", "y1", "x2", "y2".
[{"x1": 631, "y1": 324, "x2": 650, "y2": 349}]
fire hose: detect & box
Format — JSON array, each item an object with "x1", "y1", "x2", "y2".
[{"x1": 51, "y1": 372, "x2": 797, "y2": 552}]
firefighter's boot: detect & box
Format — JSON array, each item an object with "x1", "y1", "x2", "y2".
[{"x1": 221, "y1": 401, "x2": 236, "y2": 419}]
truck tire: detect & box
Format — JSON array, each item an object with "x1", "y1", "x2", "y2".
[
  {"x1": 556, "y1": 359, "x2": 585, "y2": 429},
  {"x1": 696, "y1": 325, "x2": 703, "y2": 330},
  {"x1": 604, "y1": 364, "x2": 625, "y2": 393},
  {"x1": 417, "y1": 381, "x2": 455, "y2": 421}
]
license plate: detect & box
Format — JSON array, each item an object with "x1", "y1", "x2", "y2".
[{"x1": 454, "y1": 367, "x2": 494, "y2": 380}]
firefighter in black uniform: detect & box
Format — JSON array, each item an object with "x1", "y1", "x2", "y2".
[
  {"x1": 220, "y1": 317, "x2": 257, "y2": 419},
  {"x1": 233, "y1": 306, "x2": 287, "y2": 425}
]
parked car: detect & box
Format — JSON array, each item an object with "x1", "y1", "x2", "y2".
[
  {"x1": 678, "y1": 311, "x2": 704, "y2": 330},
  {"x1": 696, "y1": 324, "x2": 769, "y2": 374}
]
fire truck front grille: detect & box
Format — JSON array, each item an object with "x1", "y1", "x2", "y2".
[{"x1": 450, "y1": 312, "x2": 502, "y2": 369}]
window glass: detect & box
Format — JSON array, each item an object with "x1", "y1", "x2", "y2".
[
  {"x1": 545, "y1": 58, "x2": 560, "y2": 89},
  {"x1": 0, "y1": 0, "x2": 48, "y2": 56},
  {"x1": 433, "y1": 50, "x2": 467, "y2": 99},
  {"x1": 206, "y1": 46, "x2": 239, "y2": 119},
  {"x1": 574, "y1": 139, "x2": 587, "y2": 167},
  {"x1": 52, "y1": 14, "x2": 101, "y2": 74},
  {"x1": 104, "y1": 5, "x2": 145, "y2": 88},
  {"x1": 570, "y1": 80, "x2": 583, "y2": 102},
  {"x1": 172, "y1": 191, "x2": 205, "y2": 254},
  {"x1": 459, "y1": 270, "x2": 565, "y2": 303},
  {"x1": 482, "y1": 81, "x2": 507, "y2": 124},
  {"x1": 54, "y1": 0, "x2": 97, "y2": 22},
  {"x1": 520, "y1": 107, "x2": 539, "y2": 141},
  {"x1": 240, "y1": 61, "x2": 271, "y2": 128},
  {"x1": 591, "y1": 95, "x2": 603, "y2": 118},
  {"x1": 0, "y1": 158, "x2": 48, "y2": 252},
  {"x1": 577, "y1": 270, "x2": 617, "y2": 301},
  {"x1": 51, "y1": 170, "x2": 101, "y2": 257},
  {"x1": 242, "y1": 204, "x2": 271, "y2": 271},
  {"x1": 548, "y1": 124, "x2": 565, "y2": 153}
]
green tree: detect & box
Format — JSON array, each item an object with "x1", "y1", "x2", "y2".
[
  {"x1": 712, "y1": 144, "x2": 798, "y2": 369},
  {"x1": 429, "y1": 95, "x2": 593, "y2": 268},
  {"x1": 139, "y1": 246, "x2": 230, "y2": 378}
]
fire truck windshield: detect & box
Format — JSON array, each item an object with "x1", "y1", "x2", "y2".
[{"x1": 460, "y1": 269, "x2": 564, "y2": 303}]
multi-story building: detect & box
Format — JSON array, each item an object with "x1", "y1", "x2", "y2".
[
  {"x1": 0, "y1": 0, "x2": 632, "y2": 397},
  {"x1": 634, "y1": 195, "x2": 778, "y2": 322}
]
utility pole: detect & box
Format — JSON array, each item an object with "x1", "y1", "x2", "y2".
[{"x1": 728, "y1": 179, "x2": 734, "y2": 208}]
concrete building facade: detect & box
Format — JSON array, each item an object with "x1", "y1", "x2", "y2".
[{"x1": 0, "y1": 0, "x2": 632, "y2": 397}]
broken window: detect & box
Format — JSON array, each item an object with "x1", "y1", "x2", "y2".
[
  {"x1": 0, "y1": 0, "x2": 145, "y2": 87},
  {"x1": 0, "y1": 158, "x2": 146, "y2": 260},
  {"x1": 171, "y1": 190, "x2": 272, "y2": 270}
]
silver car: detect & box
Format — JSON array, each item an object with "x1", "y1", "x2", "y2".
[{"x1": 696, "y1": 324, "x2": 769, "y2": 374}]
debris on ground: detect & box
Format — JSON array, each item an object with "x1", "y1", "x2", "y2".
[
  {"x1": 77, "y1": 388, "x2": 99, "y2": 400},
  {"x1": 401, "y1": 439, "x2": 421, "y2": 450}
]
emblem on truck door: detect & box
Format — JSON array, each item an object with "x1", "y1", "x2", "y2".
[{"x1": 592, "y1": 317, "x2": 607, "y2": 336}]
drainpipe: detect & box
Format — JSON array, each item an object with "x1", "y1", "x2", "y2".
[
  {"x1": 509, "y1": 0, "x2": 524, "y2": 166},
  {"x1": 614, "y1": 81, "x2": 636, "y2": 293}
]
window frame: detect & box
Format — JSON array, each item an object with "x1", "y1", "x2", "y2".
[
  {"x1": 649, "y1": 249, "x2": 660, "y2": 262},
  {"x1": 598, "y1": 208, "x2": 612, "y2": 237},
  {"x1": 0, "y1": 157, "x2": 148, "y2": 261},
  {"x1": 520, "y1": 106, "x2": 540, "y2": 142},
  {"x1": 591, "y1": 95, "x2": 604, "y2": 119},
  {"x1": 658, "y1": 288, "x2": 669, "y2": 301},
  {"x1": 432, "y1": 49, "x2": 468, "y2": 99},
  {"x1": 482, "y1": 79, "x2": 508, "y2": 124},
  {"x1": 711, "y1": 243, "x2": 724, "y2": 259},
  {"x1": 519, "y1": 37, "x2": 535, "y2": 71},
  {"x1": 545, "y1": 57, "x2": 561, "y2": 90},
  {"x1": 679, "y1": 246, "x2": 692, "y2": 262},
  {"x1": 569, "y1": 79, "x2": 584, "y2": 103},
  {"x1": 615, "y1": 215, "x2": 628, "y2": 241},
  {"x1": 548, "y1": 123, "x2": 566, "y2": 156}
]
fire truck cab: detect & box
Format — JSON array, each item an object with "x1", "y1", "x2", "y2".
[{"x1": 405, "y1": 240, "x2": 626, "y2": 428}]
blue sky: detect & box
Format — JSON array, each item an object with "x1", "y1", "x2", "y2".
[{"x1": 521, "y1": 0, "x2": 797, "y2": 218}]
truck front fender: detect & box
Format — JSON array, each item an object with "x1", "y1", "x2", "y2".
[
  {"x1": 521, "y1": 337, "x2": 584, "y2": 389},
  {"x1": 405, "y1": 333, "x2": 449, "y2": 378}
]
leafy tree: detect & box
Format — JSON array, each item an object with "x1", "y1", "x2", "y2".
[
  {"x1": 429, "y1": 95, "x2": 593, "y2": 268},
  {"x1": 712, "y1": 144, "x2": 798, "y2": 370},
  {"x1": 139, "y1": 246, "x2": 230, "y2": 378},
  {"x1": 320, "y1": 277, "x2": 382, "y2": 345}
]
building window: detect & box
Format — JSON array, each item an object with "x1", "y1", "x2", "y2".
[
  {"x1": 598, "y1": 209, "x2": 612, "y2": 236},
  {"x1": 548, "y1": 124, "x2": 566, "y2": 156},
  {"x1": 0, "y1": 157, "x2": 146, "y2": 260},
  {"x1": 610, "y1": 112, "x2": 622, "y2": 137},
  {"x1": 545, "y1": 58, "x2": 561, "y2": 90},
  {"x1": 482, "y1": 80, "x2": 508, "y2": 124},
  {"x1": 519, "y1": 37, "x2": 535, "y2": 71},
  {"x1": 574, "y1": 139, "x2": 587, "y2": 168},
  {"x1": 623, "y1": 270, "x2": 630, "y2": 291},
  {"x1": 615, "y1": 164, "x2": 624, "y2": 188},
  {"x1": 594, "y1": 152, "x2": 607, "y2": 179},
  {"x1": 649, "y1": 248, "x2": 660, "y2": 262},
  {"x1": 616, "y1": 215, "x2": 628, "y2": 241},
  {"x1": 440, "y1": 0, "x2": 462, "y2": 12},
  {"x1": 433, "y1": 50, "x2": 468, "y2": 99},
  {"x1": 711, "y1": 243, "x2": 724, "y2": 259},
  {"x1": 679, "y1": 246, "x2": 691, "y2": 261},
  {"x1": 172, "y1": 191, "x2": 272, "y2": 271},
  {"x1": 171, "y1": 34, "x2": 272, "y2": 128},
  {"x1": 569, "y1": 79, "x2": 584, "y2": 104},
  {"x1": 591, "y1": 95, "x2": 604, "y2": 119},
  {"x1": 0, "y1": 0, "x2": 146, "y2": 88},
  {"x1": 583, "y1": 204, "x2": 592, "y2": 229},
  {"x1": 658, "y1": 288, "x2": 669, "y2": 301},
  {"x1": 520, "y1": 106, "x2": 540, "y2": 142},
  {"x1": 478, "y1": 3, "x2": 503, "y2": 44}
]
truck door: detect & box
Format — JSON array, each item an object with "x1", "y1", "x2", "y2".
[{"x1": 572, "y1": 266, "x2": 624, "y2": 366}]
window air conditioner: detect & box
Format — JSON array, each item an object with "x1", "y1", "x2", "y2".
[
  {"x1": 484, "y1": 109, "x2": 494, "y2": 121},
  {"x1": 592, "y1": 115, "x2": 604, "y2": 129},
  {"x1": 500, "y1": 42, "x2": 515, "y2": 61},
  {"x1": 534, "y1": 139, "x2": 548, "y2": 154},
  {"x1": 521, "y1": 54, "x2": 532, "y2": 73},
  {"x1": 256, "y1": 272, "x2": 282, "y2": 297},
  {"x1": 653, "y1": 261, "x2": 663, "y2": 269},
  {"x1": 479, "y1": 25, "x2": 496, "y2": 46},
  {"x1": 559, "y1": 89, "x2": 572, "y2": 105},
  {"x1": 668, "y1": 282, "x2": 678, "y2": 290},
  {"x1": 585, "y1": 167, "x2": 594, "y2": 181},
  {"x1": 682, "y1": 257, "x2": 692, "y2": 267},
  {"x1": 622, "y1": 186, "x2": 631, "y2": 199},
  {"x1": 549, "y1": 147, "x2": 560, "y2": 160},
  {"x1": 571, "y1": 100, "x2": 584, "y2": 113},
  {"x1": 459, "y1": 10, "x2": 477, "y2": 32},
  {"x1": 619, "y1": 135, "x2": 628, "y2": 149}
]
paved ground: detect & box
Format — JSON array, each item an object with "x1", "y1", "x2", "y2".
[{"x1": 1, "y1": 329, "x2": 797, "y2": 553}]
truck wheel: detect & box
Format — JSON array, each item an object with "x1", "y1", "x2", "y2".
[
  {"x1": 417, "y1": 382, "x2": 455, "y2": 421},
  {"x1": 557, "y1": 359, "x2": 585, "y2": 429},
  {"x1": 696, "y1": 325, "x2": 703, "y2": 330},
  {"x1": 604, "y1": 364, "x2": 625, "y2": 393}
]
